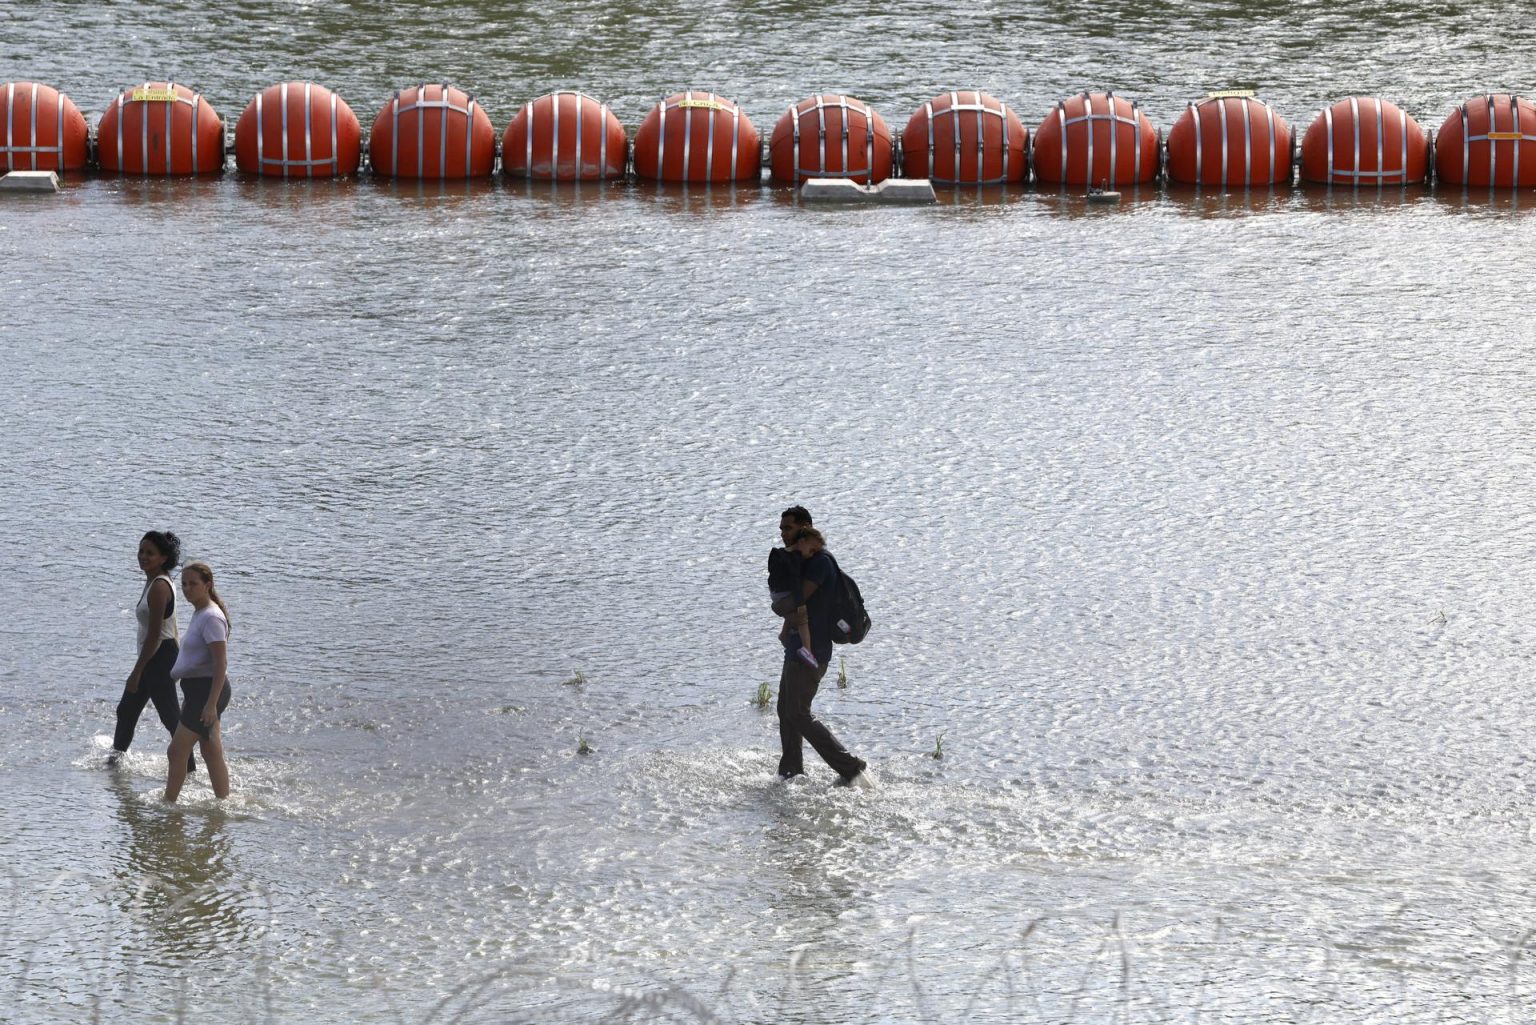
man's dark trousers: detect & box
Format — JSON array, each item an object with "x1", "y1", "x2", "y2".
[{"x1": 776, "y1": 656, "x2": 864, "y2": 779}]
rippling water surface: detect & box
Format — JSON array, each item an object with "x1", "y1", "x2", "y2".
[{"x1": 6, "y1": 2, "x2": 1536, "y2": 1023}]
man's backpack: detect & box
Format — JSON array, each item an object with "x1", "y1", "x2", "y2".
[{"x1": 825, "y1": 554, "x2": 871, "y2": 644}]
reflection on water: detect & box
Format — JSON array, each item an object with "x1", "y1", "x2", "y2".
[
  {"x1": 1032, "y1": 182, "x2": 1163, "y2": 216},
  {"x1": 1287, "y1": 181, "x2": 1430, "y2": 214},
  {"x1": 102, "y1": 176, "x2": 230, "y2": 208},
  {"x1": 759, "y1": 788, "x2": 866, "y2": 952},
  {"x1": 1164, "y1": 181, "x2": 1312, "y2": 216},
  {"x1": 233, "y1": 175, "x2": 372, "y2": 213},
  {"x1": 504, "y1": 177, "x2": 632, "y2": 210},
  {"x1": 365, "y1": 176, "x2": 506, "y2": 202},
  {"x1": 1427, "y1": 186, "x2": 1536, "y2": 214},
  {"x1": 45, "y1": 171, "x2": 1536, "y2": 219},
  {"x1": 107, "y1": 775, "x2": 251, "y2": 964},
  {"x1": 629, "y1": 178, "x2": 770, "y2": 214},
  {"x1": 929, "y1": 183, "x2": 1034, "y2": 210}
]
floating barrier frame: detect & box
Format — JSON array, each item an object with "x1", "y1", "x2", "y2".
[{"x1": 17, "y1": 76, "x2": 1536, "y2": 191}]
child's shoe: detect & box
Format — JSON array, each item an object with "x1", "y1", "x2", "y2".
[{"x1": 795, "y1": 646, "x2": 819, "y2": 669}]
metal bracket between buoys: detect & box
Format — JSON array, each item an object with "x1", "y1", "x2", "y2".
[{"x1": 800, "y1": 176, "x2": 935, "y2": 202}]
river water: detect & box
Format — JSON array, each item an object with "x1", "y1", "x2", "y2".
[{"x1": 5, "y1": 2, "x2": 1536, "y2": 1023}]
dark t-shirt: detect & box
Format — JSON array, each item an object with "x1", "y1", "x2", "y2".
[
  {"x1": 783, "y1": 550, "x2": 836, "y2": 664},
  {"x1": 767, "y1": 546, "x2": 800, "y2": 596}
]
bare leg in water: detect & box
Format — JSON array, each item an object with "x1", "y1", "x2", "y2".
[{"x1": 165, "y1": 722, "x2": 229, "y2": 802}]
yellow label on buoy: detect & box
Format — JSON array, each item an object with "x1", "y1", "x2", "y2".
[
  {"x1": 131, "y1": 87, "x2": 178, "y2": 103},
  {"x1": 1488, "y1": 131, "x2": 1525, "y2": 140},
  {"x1": 676, "y1": 99, "x2": 727, "y2": 111},
  {"x1": 1205, "y1": 89, "x2": 1256, "y2": 100}
]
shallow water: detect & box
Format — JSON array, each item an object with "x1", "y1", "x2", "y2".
[{"x1": 6, "y1": 3, "x2": 1536, "y2": 1023}]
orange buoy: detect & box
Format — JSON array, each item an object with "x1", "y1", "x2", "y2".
[
  {"x1": 97, "y1": 82, "x2": 225, "y2": 175},
  {"x1": 503, "y1": 91, "x2": 627, "y2": 181},
  {"x1": 1166, "y1": 94, "x2": 1292, "y2": 186},
  {"x1": 1435, "y1": 94, "x2": 1536, "y2": 187},
  {"x1": 770, "y1": 94, "x2": 893, "y2": 184},
  {"x1": 901, "y1": 90, "x2": 1027, "y2": 185},
  {"x1": 1299, "y1": 98, "x2": 1429, "y2": 185},
  {"x1": 234, "y1": 82, "x2": 361, "y2": 178},
  {"x1": 1032, "y1": 91, "x2": 1159, "y2": 187},
  {"x1": 632, "y1": 91, "x2": 760, "y2": 183},
  {"x1": 1, "y1": 82, "x2": 89, "y2": 172},
  {"x1": 370, "y1": 84, "x2": 495, "y2": 179}
]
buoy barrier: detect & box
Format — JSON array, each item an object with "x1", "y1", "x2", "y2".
[
  {"x1": 1299, "y1": 97, "x2": 1429, "y2": 185},
  {"x1": 901, "y1": 91, "x2": 1026, "y2": 185},
  {"x1": 1166, "y1": 92, "x2": 1292, "y2": 186},
  {"x1": 1435, "y1": 93, "x2": 1536, "y2": 188},
  {"x1": 1, "y1": 82, "x2": 89, "y2": 173},
  {"x1": 39, "y1": 77, "x2": 1536, "y2": 192},
  {"x1": 770, "y1": 94, "x2": 893, "y2": 185},
  {"x1": 234, "y1": 82, "x2": 361, "y2": 178},
  {"x1": 370, "y1": 84, "x2": 495, "y2": 179},
  {"x1": 502, "y1": 91, "x2": 627, "y2": 181},
  {"x1": 1032, "y1": 91, "x2": 1159, "y2": 187},
  {"x1": 97, "y1": 82, "x2": 225, "y2": 176},
  {"x1": 632, "y1": 92, "x2": 759, "y2": 183}
]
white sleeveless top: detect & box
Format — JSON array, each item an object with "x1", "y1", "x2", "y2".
[{"x1": 135, "y1": 573, "x2": 179, "y2": 650}]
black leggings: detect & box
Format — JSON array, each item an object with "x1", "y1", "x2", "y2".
[{"x1": 114, "y1": 639, "x2": 194, "y2": 772}]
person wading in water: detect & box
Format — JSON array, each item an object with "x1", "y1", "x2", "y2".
[
  {"x1": 111, "y1": 530, "x2": 194, "y2": 776},
  {"x1": 770, "y1": 506, "x2": 872, "y2": 787}
]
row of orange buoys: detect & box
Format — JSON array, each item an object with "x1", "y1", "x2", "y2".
[{"x1": 4, "y1": 80, "x2": 1536, "y2": 189}]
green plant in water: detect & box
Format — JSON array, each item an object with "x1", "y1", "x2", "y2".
[
  {"x1": 577, "y1": 735, "x2": 592, "y2": 755},
  {"x1": 837, "y1": 656, "x2": 848, "y2": 688},
  {"x1": 751, "y1": 682, "x2": 773, "y2": 708},
  {"x1": 931, "y1": 733, "x2": 945, "y2": 760},
  {"x1": 564, "y1": 670, "x2": 587, "y2": 687}
]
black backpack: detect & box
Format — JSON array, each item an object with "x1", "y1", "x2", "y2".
[{"x1": 824, "y1": 554, "x2": 871, "y2": 644}]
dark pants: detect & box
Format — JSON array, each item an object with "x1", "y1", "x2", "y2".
[
  {"x1": 114, "y1": 639, "x2": 194, "y2": 773},
  {"x1": 776, "y1": 655, "x2": 864, "y2": 780}
]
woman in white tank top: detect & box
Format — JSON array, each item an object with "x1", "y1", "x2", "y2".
[{"x1": 109, "y1": 531, "x2": 194, "y2": 775}]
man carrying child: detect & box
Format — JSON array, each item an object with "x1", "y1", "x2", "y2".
[{"x1": 769, "y1": 506, "x2": 872, "y2": 787}]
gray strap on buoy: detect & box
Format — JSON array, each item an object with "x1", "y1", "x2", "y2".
[
  {"x1": 681, "y1": 91, "x2": 694, "y2": 178},
  {"x1": 656, "y1": 93, "x2": 668, "y2": 177},
  {"x1": 703, "y1": 91, "x2": 716, "y2": 181}
]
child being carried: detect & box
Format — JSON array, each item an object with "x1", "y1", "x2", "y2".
[{"x1": 768, "y1": 526, "x2": 826, "y2": 669}]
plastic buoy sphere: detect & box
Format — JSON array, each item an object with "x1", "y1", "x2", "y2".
[
  {"x1": 1299, "y1": 97, "x2": 1428, "y2": 185},
  {"x1": 503, "y1": 91, "x2": 627, "y2": 181},
  {"x1": 370, "y1": 84, "x2": 495, "y2": 179},
  {"x1": 1166, "y1": 95, "x2": 1292, "y2": 186},
  {"x1": 1032, "y1": 91, "x2": 1159, "y2": 186},
  {"x1": 770, "y1": 94, "x2": 893, "y2": 184},
  {"x1": 901, "y1": 91, "x2": 1027, "y2": 185},
  {"x1": 0, "y1": 82, "x2": 88, "y2": 172},
  {"x1": 632, "y1": 91, "x2": 760, "y2": 183},
  {"x1": 234, "y1": 82, "x2": 361, "y2": 178},
  {"x1": 1435, "y1": 93, "x2": 1536, "y2": 187},
  {"x1": 97, "y1": 82, "x2": 225, "y2": 175}
]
